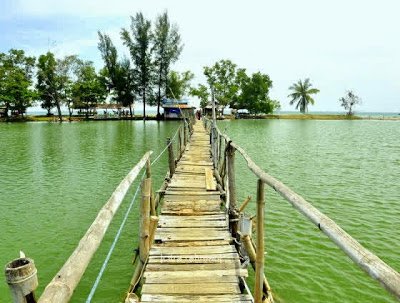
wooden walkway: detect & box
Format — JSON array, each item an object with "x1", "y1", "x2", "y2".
[{"x1": 140, "y1": 122, "x2": 252, "y2": 302}]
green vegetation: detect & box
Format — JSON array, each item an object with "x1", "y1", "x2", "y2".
[
  {"x1": 288, "y1": 78, "x2": 320, "y2": 113},
  {"x1": 153, "y1": 11, "x2": 183, "y2": 118},
  {"x1": 166, "y1": 71, "x2": 194, "y2": 99},
  {"x1": 191, "y1": 59, "x2": 280, "y2": 115},
  {"x1": 339, "y1": 90, "x2": 361, "y2": 116},
  {"x1": 0, "y1": 49, "x2": 36, "y2": 117}
]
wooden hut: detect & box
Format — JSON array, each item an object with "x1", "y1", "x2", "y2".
[{"x1": 162, "y1": 98, "x2": 195, "y2": 120}]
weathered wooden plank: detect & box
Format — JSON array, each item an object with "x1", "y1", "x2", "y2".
[
  {"x1": 153, "y1": 240, "x2": 231, "y2": 247},
  {"x1": 143, "y1": 269, "x2": 248, "y2": 279},
  {"x1": 150, "y1": 245, "x2": 236, "y2": 256},
  {"x1": 141, "y1": 294, "x2": 253, "y2": 302},
  {"x1": 162, "y1": 200, "x2": 221, "y2": 212},
  {"x1": 163, "y1": 194, "x2": 220, "y2": 202},
  {"x1": 148, "y1": 252, "x2": 239, "y2": 264},
  {"x1": 141, "y1": 282, "x2": 241, "y2": 295},
  {"x1": 205, "y1": 167, "x2": 217, "y2": 191},
  {"x1": 154, "y1": 228, "x2": 231, "y2": 242},
  {"x1": 145, "y1": 261, "x2": 241, "y2": 272},
  {"x1": 144, "y1": 274, "x2": 240, "y2": 284}
]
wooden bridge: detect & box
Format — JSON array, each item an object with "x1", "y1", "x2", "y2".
[{"x1": 4, "y1": 117, "x2": 400, "y2": 303}]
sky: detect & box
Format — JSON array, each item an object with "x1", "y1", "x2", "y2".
[{"x1": 1, "y1": 0, "x2": 399, "y2": 112}]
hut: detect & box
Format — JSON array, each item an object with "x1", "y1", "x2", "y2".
[
  {"x1": 162, "y1": 98, "x2": 195, "y2": 120},
  {"x1": 202, "y1": 100, "x2": 224, "y2": 117}
]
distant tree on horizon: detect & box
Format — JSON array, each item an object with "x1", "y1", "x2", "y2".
[
  {"x1": 153, "y1": 11, "x2": 183, "y2": 119},
  {"x1": 339, "y1": 90, "x2": 361, "y2": 115},
  {"x1": 121, "y1": 13, "x2": 154, "y2": 120},
  {"x1": 288, "y1": 78, "x2": 319, "y2": 113},
  {"x1": 166, "y1": 70, "x2": 194, "y2": 100}
]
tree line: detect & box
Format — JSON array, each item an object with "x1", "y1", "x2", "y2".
[{"x1": 0, "y1": 11, "x2": 362, "y2": 121}]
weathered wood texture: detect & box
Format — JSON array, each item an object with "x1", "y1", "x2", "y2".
[
  {"x1": 136, "y1": 123, "x2": 252, "y2": 302},
  {"x1": 38, "y1": 152, "x2": 153, "y2": 303}
]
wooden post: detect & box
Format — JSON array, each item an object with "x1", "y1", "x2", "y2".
[
  {"x1": 167, "y1": 138, "x2": 175, "y2": 177},
  {"x1": 183, "y1": 122, "x2": 188, "y2": 146},
  {"x1": 227, "y1": 143, "x2": 238, "y2": 235},
  {"x1": 5, "y1": 257, "x2": 38, "y2": 303},
  {"x1": 255, "y1": 179, "x2": 265, "y2": 303},
  {"x1": 140, "y1": 178, "x2": 151, "y2": 263},
  {"x1": 178, "y1": 126, "x2": 182, "y2": 158}
]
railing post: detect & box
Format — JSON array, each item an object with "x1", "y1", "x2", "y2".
[
  {"x1": 5, "y1": 257, "x2": 38, "y2": 303},
  {"x1": 167, "y1": 138, "x2": 175, "y2": 178},
  {"x1": 183, "y1": 122, "x2": 188, "y2": 147},
  {"x1": 178, "y1": 126, "x2": 182, "y2": 158},
  {"x1": 140, "y1": 178, "x2": 151, "y2": 263},
  {"x1": 255, "y1": 179, "x2": 265, "y2": 303},
  {"x1": 227, "y1": 143, "x2": 238, "y2": 235}
]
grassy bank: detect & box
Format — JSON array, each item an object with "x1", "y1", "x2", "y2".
[
  {"x1": 0, "y1": 115, "x2": 159, "y2": 122},
  {"x1": 227, "y1": 114, "x2": 400, "y2": 121}
]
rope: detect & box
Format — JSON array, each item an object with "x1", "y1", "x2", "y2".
[
  {"x1": 86, "y1": 121, "x2": 183, "y2": 302},
  {"x1": 85, "y1": 171, "x2": 145, "y2": 303}
]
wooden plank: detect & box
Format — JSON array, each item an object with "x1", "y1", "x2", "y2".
[
  {"x1": 205, "y1": 167, "x2": 217, "y2": 191},
  {"x1": 163, "y1": 194, "x2": 220, "y2": 202},
  {"x1": 150, "y1": 245, "x2": 236, "y2": 256},
  {"x1": 148, "y1": 253, "x2": 239, "y2": 264},
  {"x1": 154, "y1": 228, "x2": 231, "y2": 242},
  {"x1": 144, "y1": 274, "x2": 240, "y2": 284},
  {"x1": 145, "y1": 261, "x2": 241, "y2": 272},
  {"x1": 162, "y1": 200, "x2": 221, "y2": 212},
  {"x1": 144, "y1": 269, "x2": 248, "y2": 279},
  {"x1": 141, "y1": 294, "x2": 253, "y2": 302},
  {"x1": 154, "y1": 240, "x2": 231, "y2": 247},
  {"x1": 141, "y1": 282, "x2": 241, "y2": 295}
]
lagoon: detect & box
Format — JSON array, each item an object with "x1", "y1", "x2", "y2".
[{"x1": 0, "y1": 119, "x2": 399, "y2": 302}]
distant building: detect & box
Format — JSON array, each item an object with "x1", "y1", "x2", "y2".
[
  {"x1": 202, "y1": 101, "x2": 224, "y2": 117},
  {"x1": 162, "y1": 98, "x2": 195, "y2": 120}
]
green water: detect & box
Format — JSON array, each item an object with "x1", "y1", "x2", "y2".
[{"x1": 1, "y1": 119, "x2": 399, "y2": 302}]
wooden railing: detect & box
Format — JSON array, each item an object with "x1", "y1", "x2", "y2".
[
  {"x1": 4, "y1": 118, "x2": 194, "y2": 303},
  {"x1": 204, "y1": 117, "x2": 400, "y2": 302}
]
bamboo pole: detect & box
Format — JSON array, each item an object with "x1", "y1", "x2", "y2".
[
  {"x1": 227, "y1": 143, "x2": 238, "y2": 235},
  {"x1": 178, "y1": 126, "x2": 182, "y2": 158},
  {"x1": 207, "y1": 119, "x2": 400, "y2": 300},
  {"x1": 167, "y1": 138, "x2": 175, "y2": 178},
  {"x1": 38, "y1": 152, "x2": 152, "y2": 303},
  {"x1": 242, "y1": 235, "x2": 273, "y2": 303},
  {"x1": 239, "y1": 196, "x2": 252, "y2": 213},
  {"x1": 255, "y1": 180, "x2": 265, "y2": 303},
  {"x1": 140, "y1": 178, "x2": 151, "y2": 263}
]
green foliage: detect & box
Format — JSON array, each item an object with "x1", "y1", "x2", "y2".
[
  {"x1": 288, "y1": 78, "x2": 320, "y2": 113},
  {"x1": 36, "y1": 52, "x2": 80, "y2": 121},
  {"x1": 203, "y1": 59, "x2": 238, "y2": 114},
  {"x1": 339, "y1": 90, "x2": 361, "y2": 115},
  {"x1": 72, "y1": 61, "x2": 107, "y2": 118},
  {"x1": 98, "y1": 32, "x2": 136, "y2": 116},
  {"x1": 121, "y1": 12, "x2": 154, "y2": 117},
  {"x1": 0, "y1": 49, "x2": 36, "y2": 117},
  {"x1": 190, "y1": 84, "x2": 210, "y2": 109},
  {"x1": 166, "y1": 70, "x2": 194, "y2": 100},
  {"x1": 153, "y1": 11, "x2": 183, "y2": 117},
  {"x1": 232, "y1": 70, "x2": 279, "y2": 114}
]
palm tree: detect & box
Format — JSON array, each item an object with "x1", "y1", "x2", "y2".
[{"x1": 288, "y1": 78, "x2": 320, "y2": 113}]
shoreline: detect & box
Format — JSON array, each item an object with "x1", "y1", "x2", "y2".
[{"x1": 1, "y1": 113, "x2": 400, "y2": 122}]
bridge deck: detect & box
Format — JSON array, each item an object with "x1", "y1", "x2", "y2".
[{"x1": 140, "y1": 122, "x2": 252, "y2": 302}]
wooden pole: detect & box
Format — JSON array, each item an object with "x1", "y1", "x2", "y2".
[
  {"x1": 227, "y1": 143, "x2": 238, "y2": 235},
  {"x1": 140, "y1": 178, "x2": 151, "y2": 263},
  {"x1": 255, "y1": 179, "x2": 265, "y2": 303},
  {"x1": 178, "y1": 126, "x2": 182, "y2": 158},
  {"x1": 167, "y1": 138, "x2": 175, "y2": 178},
  {"x1": 5, "y1": 257, "x2": 38, "y2": 303},
  {"x1": 242, "y1": 235, "x2": 272, "y2": 303},
  {"x1": 38, "y1": 152, "x2": 152, "y2": 303},
  {"x1": 227, "y1": 139, "x2": 400, "y2": 300}
]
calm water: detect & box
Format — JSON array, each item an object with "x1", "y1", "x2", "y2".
[{"x1": 0, "y1": 119, "x2": 399, "y2": 302}]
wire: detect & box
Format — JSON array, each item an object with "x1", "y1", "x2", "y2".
[{"x1": 86, "y1": 122, "x2": 183, "y2": 302}]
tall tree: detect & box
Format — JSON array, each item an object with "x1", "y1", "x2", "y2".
[
  {"x1": 166, "y1": 70, "x2": 194, "y2": 100},
  {"x1": 153, "y1": 11, "x2": 183, "y2": 118},
  {"x1": 190, "y1": 84, "x2": 209, "y2": 109},
  {"x1": 36, "y1": 52, "x2": 79, "y2": 122},
  {"x1": 203, "y1": 59, "x2": 239, "y2": 115},
  {"x1": 0, "y1": 49, "x2": 36, "y2": 117},
  {"x1": 288, "y1": 78, "x2": 320, "y2": 113},
  {"x1": 121, "y1": 12, "x2": 153, "y2": 120},
  {"x1": 339, "y1": 90, "x2": 361, "y2": 115},
  {"x1": 232, "y1": 70, "x2": 279, "y2": 114},
  {"x1": 72, "y1": 61, "x2": 107, "y2": 119},
  {"x1": 98, "y1": 32, "x2": 136, "y2": 117}
]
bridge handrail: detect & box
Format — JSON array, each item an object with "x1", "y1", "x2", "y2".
[
  {"x1": 37, "y1": 151, "x2": 153, "y2": 303},
  {"x1": 204, "y1": 117, "x2": 400, "y2": 301}
]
